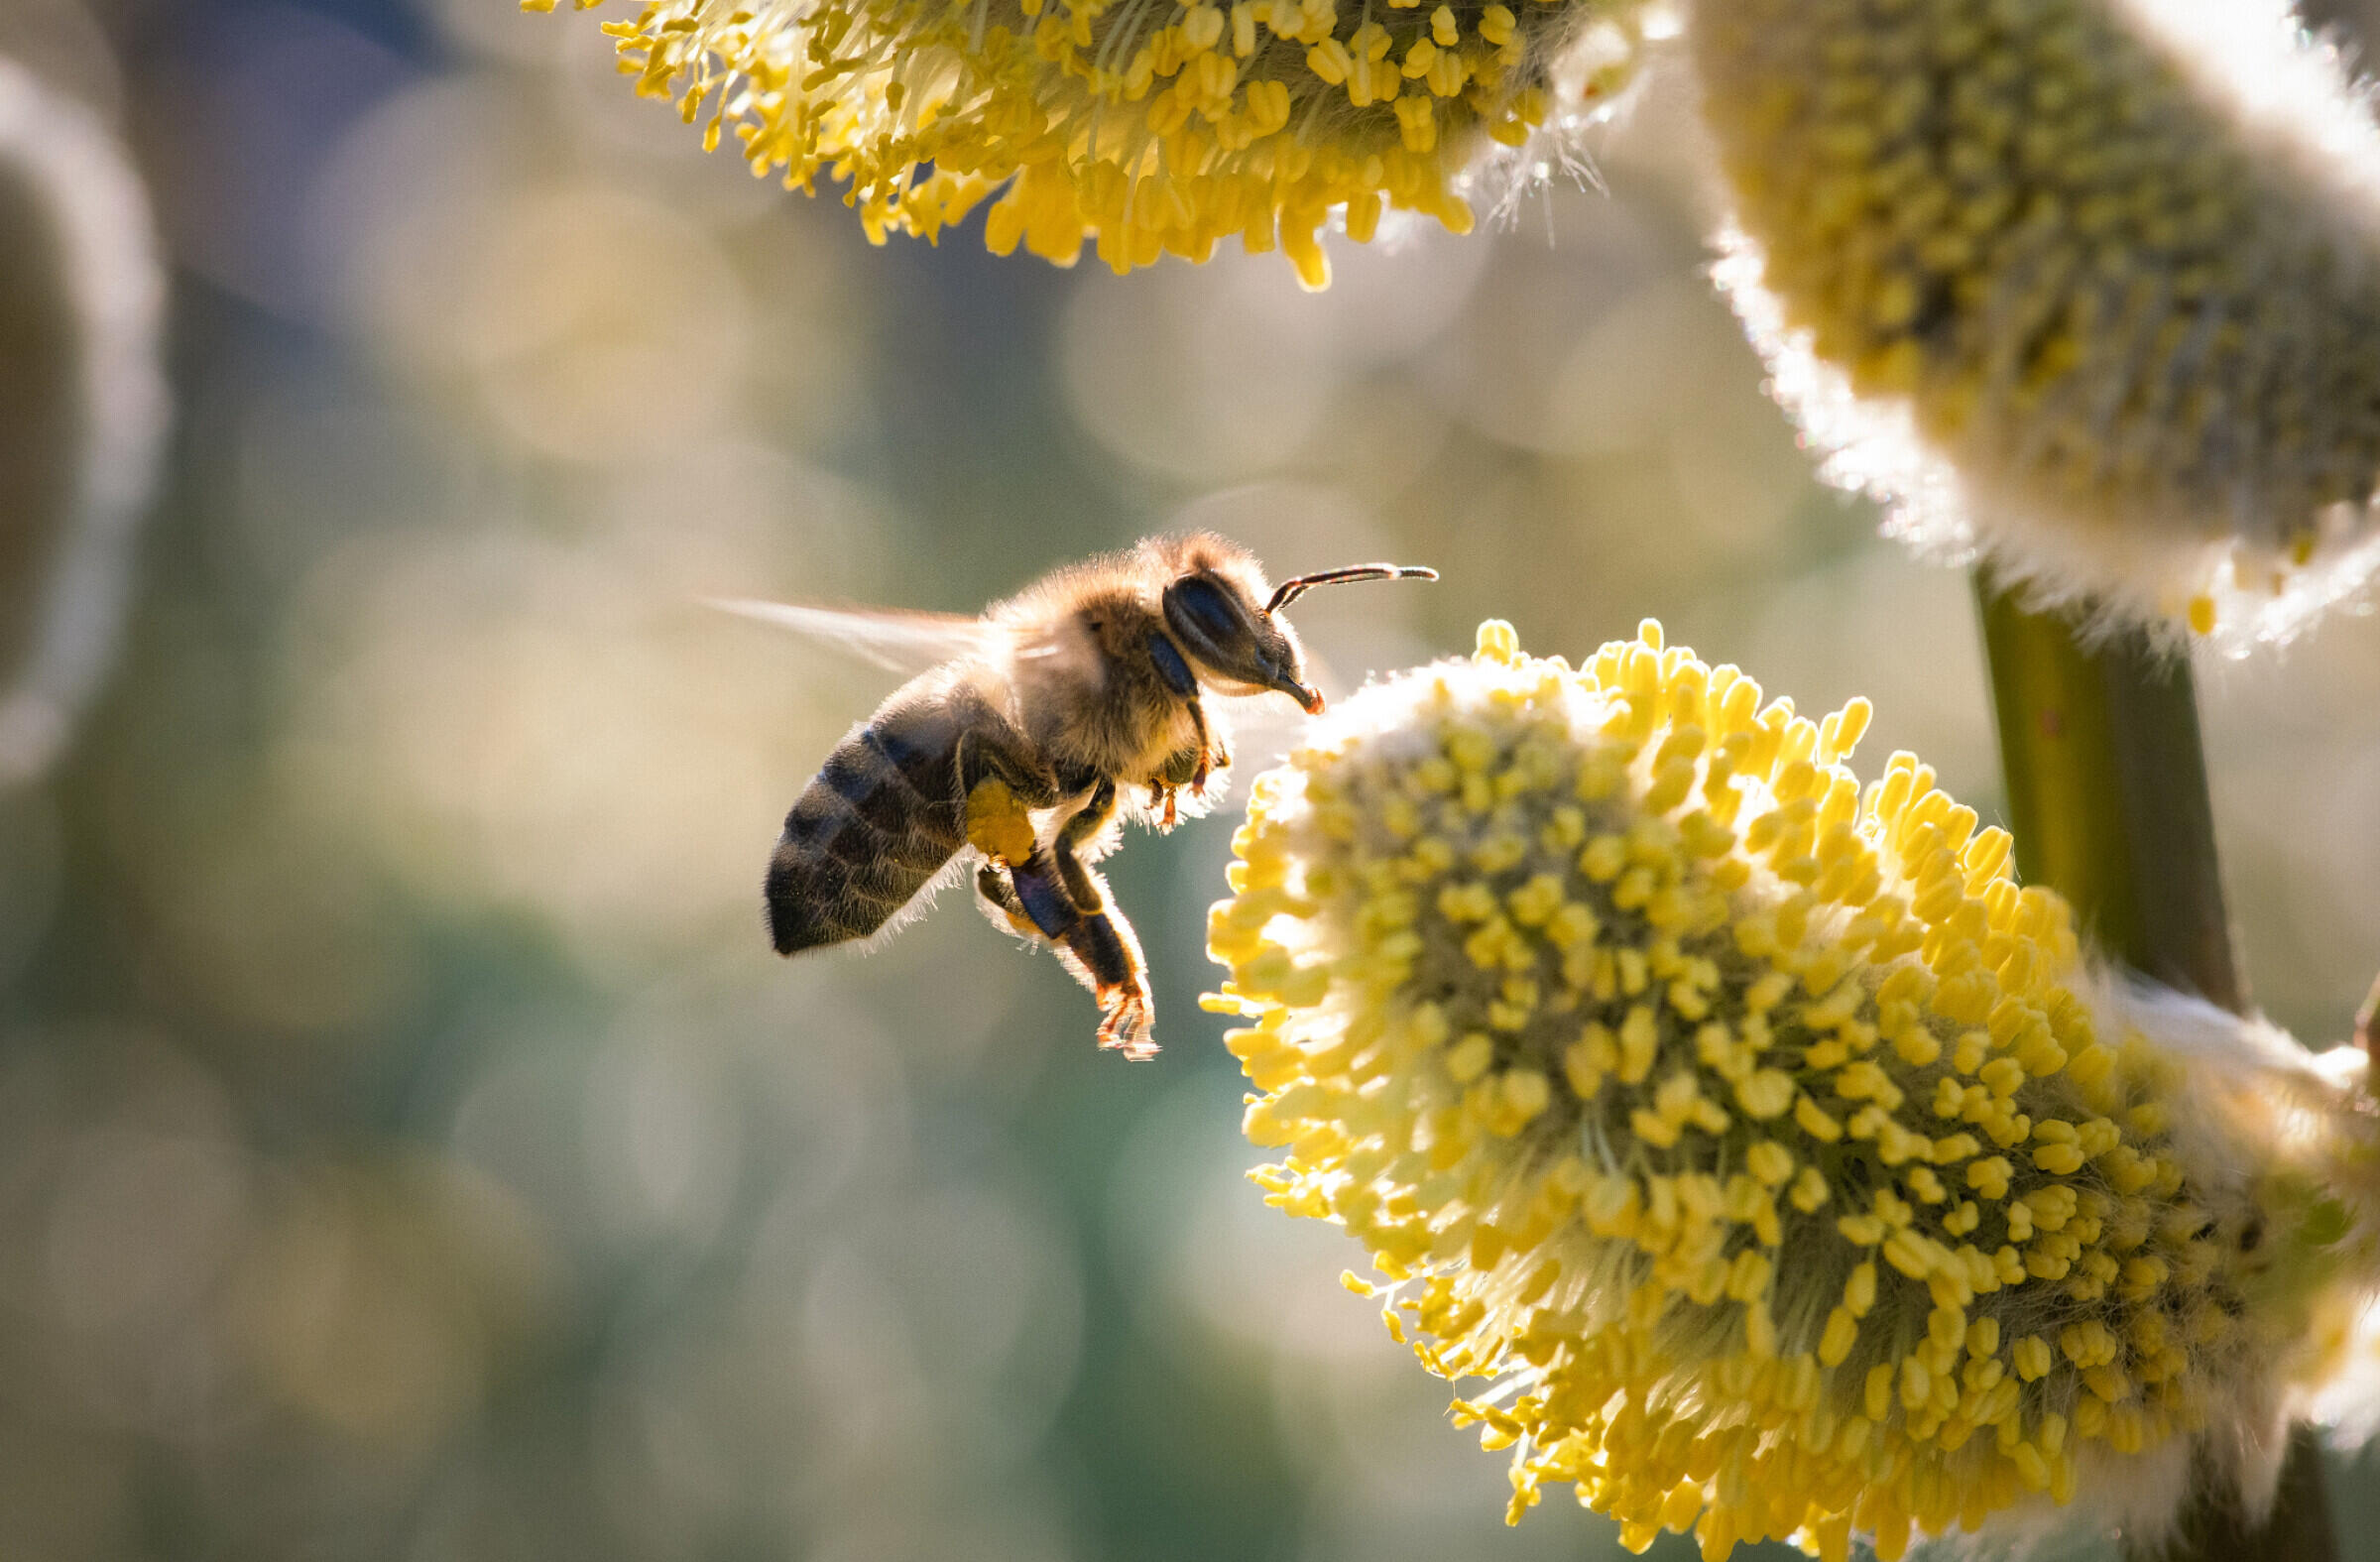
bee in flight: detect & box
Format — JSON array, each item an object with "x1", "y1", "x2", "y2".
[{"x1": 719, "y1": 535, "x2": 1436, "y2": 1059}]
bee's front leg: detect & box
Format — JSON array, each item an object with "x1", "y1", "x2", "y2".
[
  {"x1": 1147, "y1": 760, "x2": 1184, "y2": 830},
  {"x1": 1147, "y1": 708, "x2": 1230, "y2": 830},
  {"x1": 1145, "y1": 630, "x2": 1227, "y2": 828},
  {"x1": 1153, "y1": 697, "x2": 1226, "y2": 802},
  {"x1": 1183, "y1": 694, "x2": 1226, "y2": 793}
]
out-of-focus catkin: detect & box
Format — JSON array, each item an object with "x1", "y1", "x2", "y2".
[
  {"x1": 0, "y1": 57, "x2": 168, "y2": 783},
  {"x1": 1208, "y1": 621, "x2": 2380, "y2": 1558},
  {"x1": 1693, "y1": 0, "x2": 2380, "y2": 651}
]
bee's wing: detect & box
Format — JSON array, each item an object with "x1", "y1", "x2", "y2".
[{"x1": 707, "y1": 599, "x2": 995, "y2": 675}]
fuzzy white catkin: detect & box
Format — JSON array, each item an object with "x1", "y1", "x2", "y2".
[
  {"x1": 1691, "y1": 0, "x2": 2380, "y2": 653},
  {"x1": 0, "y1": 55, "x2": 167, "y2": 784}
]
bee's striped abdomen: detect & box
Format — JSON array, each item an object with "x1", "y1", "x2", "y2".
[{"x1": 767, "y1": 696, "x2": 968, "y2": 954}]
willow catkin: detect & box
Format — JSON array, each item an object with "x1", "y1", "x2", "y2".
[
  {"x1": 528, "y1": 0, "x2": 1656, "y2": 287},
  {"x1": 1693, "y1": 0, "x2": 2380, "y2": 651},
  {"x1": 1208, "y1": 621, "x2": 2380, "y2": 1558}
]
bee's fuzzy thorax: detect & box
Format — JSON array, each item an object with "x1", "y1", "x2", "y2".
[
  {"x1": 1208, "y1": 621, "x2": 2380, "y2": 1560},
  {"x1": 991, "y1": 541, "x2": 1229, "y2": 784}
]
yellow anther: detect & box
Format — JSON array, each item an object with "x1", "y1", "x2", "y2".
[
  {"x1": 1795, "y1": 1096, "x2": 1844, "y2": 1143},
  {"x1": 1616, "y1": 1004, "x2": 1658, "y2": 1083},
  {"x1": 1445, "y1": 1031, "x2": 1494, "y2": 1083},
  {"x1": 1819, "y1": 1306, "x2": 1860, "y2": 1366},
  {"x1": 1745, "y1": 1140, "x2": 1795, "y2": 1187},
  {"x1": 1734, "y1": 1069, "x2": 1796, "y2": 1120},
  {"x1": 1473, "y1": 619, "x2": 1523, "y2": 664}
]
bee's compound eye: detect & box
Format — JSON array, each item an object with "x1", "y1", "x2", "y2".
[{"x1": 1161, "y1": 573, "x2": 1251, "y2": 663}]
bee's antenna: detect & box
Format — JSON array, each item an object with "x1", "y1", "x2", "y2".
[{"x1": 1266, "y1": 563, "x2": 1438, "y2": 614}]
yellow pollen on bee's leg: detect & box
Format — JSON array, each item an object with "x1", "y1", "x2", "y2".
[{"x1": 966, "y1": 777, "x2": 1040, "y2": 863}]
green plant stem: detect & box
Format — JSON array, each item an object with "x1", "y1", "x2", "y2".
[
  {"x1": 1973, "y1": 584, "x2": 2238, "y2": 1005},
  {"x1": 1973, "y1": 576, "x2": 2335, "y2": 1562}
]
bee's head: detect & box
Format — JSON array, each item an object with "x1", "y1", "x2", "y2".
[{"x1": 1160, "y1": 554, "x2": 1437, "y2": 715}]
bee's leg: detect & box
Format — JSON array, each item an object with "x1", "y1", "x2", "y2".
[
  {"x1": 1058, "y1": 891, "x2": 1155, "y2": 1060},
  {"x1": 1005, "y1": 851, "x2": 1082, "y2": 941},
  {"x1": 1150, "y1": 631, "x2": 1229, "y2": 790},
  {"x1": 975, "y1": 864, "x2": 1042, "y2": 940},
  {"x1": 1003, "y1": 850, "x2": 1155, "y2": 1058},
  {"x1": 1152, "y1": 700, "x2": 1227, "y2": 814},
  {"x1": 1143, "y1": 631, "x2": 1205, "y2": 827},
  {"x1": 1146, "y1": 750, "x2": 1221, "y2": 837},
  {"x1": 1049, "y1": 778, "x2": 1118, "y2": 909},
  {"x1": 1026, "y1": 780, "x2": 1157, "y2": 1058},
  {"x1": 951, "y1": 715, "x2": 1114, "y2": 960},
  {"x1": 952, "y1": 715, "x2": 1062, "y2": 900},
  {"x1": 953, "y1": 717, "x2": 1060, "y2": 820},
  {"x1": 1183, "y1": 694, "x2": 1222, "y2": 792}
]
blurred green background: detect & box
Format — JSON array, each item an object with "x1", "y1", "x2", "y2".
[{"x1": 5, "y1": 2, "x2": 2380, "y2": 1558}]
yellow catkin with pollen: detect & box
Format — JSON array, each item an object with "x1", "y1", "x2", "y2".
[
  {"x1": 527, "y1": 0, "x2": 1654, "y2": 289},
  {"x1": 1694, "y1": 0, "x2": 2380, "y2": 653},
  {"x1": 1211, "y1": 621, "x2": 2380, "y2": 1557}
]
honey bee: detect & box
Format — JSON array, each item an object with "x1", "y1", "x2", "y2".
[{"x1": 720, "y1": 534, "x2": 1435, "y2": 1059}]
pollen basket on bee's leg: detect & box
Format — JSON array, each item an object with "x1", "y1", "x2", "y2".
[
  {"x1": 966, "y1": 776, "x2": 1040, "y2": 864},
  {"x1": 1207, "y1": 620, "x2": 2380, "y2": 1560}
]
